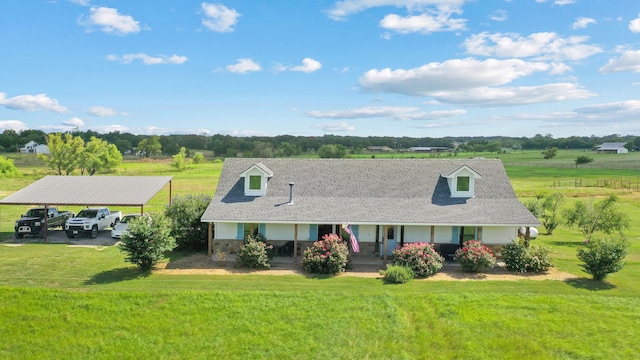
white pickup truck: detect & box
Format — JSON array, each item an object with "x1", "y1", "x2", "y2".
[{"x1": 65, "y1": 207, "x2": 122, "y2": 239}]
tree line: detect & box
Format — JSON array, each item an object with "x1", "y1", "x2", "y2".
[{"x1": 1, "y1": 128, "x2": 639, "y2": 158}]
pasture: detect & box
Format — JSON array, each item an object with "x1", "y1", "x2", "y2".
[{"x1": 1, "y1": 151, "x2": 639, "y2": 359}]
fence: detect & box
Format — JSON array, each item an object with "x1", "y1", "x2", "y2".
[
  {"x1": 552, "y1": 177, "x2": 640, "y2": 191},
  {"x1": 505, "y1": 162, "x2": 640, "y2": 170}
]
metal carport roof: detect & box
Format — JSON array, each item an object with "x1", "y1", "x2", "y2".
[{"x1": 0, "y1": 175, "x2": 173, "y2": 207}]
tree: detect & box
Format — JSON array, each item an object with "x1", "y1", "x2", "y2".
[
  {"x1": 164, "y1": 194, "x2": 212, "y2": 251},
  {"x1": 563, "y1": 195, "x2": 630, "y2": 235},
  {"x1": 118, "y1": 214, "x2": 176, "y2": 270},
  {"x1": 574, "y1": 155, "x2": 594, "y2": 167},
  {"x1": 577, "y1": 234, "x2": 629, "y2": 281},
  {"x1": 79, "y1": 136, "x2": 122, "y2": 175},
  {"x1": 192, "y1": 152, "x2": 205, "y2": 164},
  {"x1": 542, "y1": 147, "x2": 558, "y2": 159},
  {"x1": 317, "y1": 144, "x2": 346, "y2": 158},
  {"x1": 0, "y1": 156, "x2": 20, "y2": 177},
  {"x1": 136, "y1": 136, "x2": 162, "y2": 158},
  {"x1": 541, "y1": 192, "x2": 564, "y2": 235},
  {"x1": 170, "y1": 147, "x2": 187, "y2": 171},
  {"x1": 39, "y1": 133, "x2": 84, "y2": 175}
]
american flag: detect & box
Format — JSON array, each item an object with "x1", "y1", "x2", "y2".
[{"x1": 344, "y1": 224, "x2": 360, "y2": 253}]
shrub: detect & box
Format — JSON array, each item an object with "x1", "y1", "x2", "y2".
[
  {"x1": 454, "y1": 240, "x2": 496, "y2": 273},
  {"x1": 577, "y1": 235, "x2": 629, "y2": 281},
  {"x1": 502, "y1": 239, "x2": 553, "y2": 273},
  {"x1": 392, "y1": 242, "x2": 444, "y2": 278},
  {"x1": 164, "y1": 194, "x2": 212, "y2": 251},
  {"x1": 383, "y1": 265, "x2": 414, "y2": 284},
  {"x1": 192, "y1": 152, "x2": 205, "y2": 164},
  {"x1": 118, "y1": 214, "x2": 176, "y2": 271},
  {"x1": 245, "y1": 232, "x2": 277, "y2": 259},
  {"x1": 237, "y1": 235, "x2": 272, "y2": 269},
  {"x1": 302, "y1": 233, "x2": 349, "y2": 274}
]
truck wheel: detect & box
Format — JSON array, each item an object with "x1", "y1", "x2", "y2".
[
  {"x1": 66, "y1": 232, "x2": 75, "y2": 239},
  {"x1": 15, "y1": 233, "x2": 24, "y2": 239},
  {"x1": 90, "y1": 225, "x2": 98, "y2": 239}
]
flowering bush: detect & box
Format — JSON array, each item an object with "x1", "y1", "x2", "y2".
[
  {"x1": 454, "y1": 240, "x2": 496, "y2": 273},
  {"x1": 237, "y1": 234, "x2": 273, "y2": 269},
  {"x1": 392, "y1": 242, "x2": 444, "y2": 278},
  {"x1": 502, "y1": 239, "x2": 553, "y2": 273},
  {"x1": 383, "y1": 265, "x2": 414, "y2": 284},
  {"x1": 577, "y1": 235, "x2": 629, "y2": 281},
  {"x1": 302, "y1": 233, "x2": 349, "y2": 274}
]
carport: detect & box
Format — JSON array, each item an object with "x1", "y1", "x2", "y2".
[{"x1": 0, "y1": 175, "x2": 173, "y2": 241}]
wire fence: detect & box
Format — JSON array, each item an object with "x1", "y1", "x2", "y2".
[
  {"x1": 552, "y1": 177, "x2": 640, "y2": 191},
  {"x1": 505, "y1": 162, "x2": 640, "y2": 170}
]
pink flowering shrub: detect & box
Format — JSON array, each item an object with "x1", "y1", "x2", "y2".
[
  {"x1": 392, "y1": 242, "x2": 444, "y2": 278},
  {"x1": 302, "y1": 233, "x2": 349, "y2": 274},
  {"x1": 237, "y1": 234, "x2": 273, "y2": 269},
  {"x1": 454, "y1": 240, "x2": 496, "y2": 273}
]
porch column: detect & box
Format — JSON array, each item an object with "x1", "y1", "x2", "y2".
[
  {"x1": 208, "y1": 223, "x2": 213, "y2": 258},
  {"x1": 294, "y1": 224, "x2": 298, "y2": 260},
  {"x1": 383, "y1": 225, "x2": 388, "y2": 265},
  {"x1": 430, "y1": 226, "x2": 434, "y2": 244}
]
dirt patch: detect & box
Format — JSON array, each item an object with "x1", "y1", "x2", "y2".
[{"x1": 156, "y1": 253, "x2": 576, "y2": 281}]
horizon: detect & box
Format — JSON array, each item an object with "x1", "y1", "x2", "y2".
[{"x1": 1, "y1": 1, "x2": 639, "y2": 138}]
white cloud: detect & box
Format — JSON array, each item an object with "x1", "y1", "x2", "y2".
[
  {"x1": 429, "y1": 83, "x2": 594, "y2": 106},
  {"x1": 88, "y1": 106, "x2": 127, "y2": 116},
  {"x1": 535, "y1": 0, "x2": 574, "y2": 4},
  {"x1": 63, "y1": 117, "x2": 85, "y2": 127},
  {"x1": 599, "y1": 49, "x2": 640, "y2": 73},
  {"x1": 359, "y1": 58, "x2": 556, "y2": 96},
  {"x1": 106, "y1": 53, "x2": 187, "y2": 65},
  {"x1": 629, "y1": 13, "x2": 640, "y2": 33},
  {"x1": 69, "y1": 0, "x2": 91, "y2": 5},
  {"x1": 226, "y1": 58, "x2": 261, "y2": 73},
  {"x1": 0, "y1": 120, "x2": 28, "y2": 132},
  {"x1": 572, "y1": 17, "x2": 596, "y2": 29},
  {"x1": 463, "y1": 32, "x2": 602, "y2": 61},
  {"x1": 201, "y1": 3, "x2": 240, "y2": 32},
  {"x1": 326, "y1": 0, "x2": 468, "y2": 21},
  {"x1": 291, "y1": 58, "x2": 323, "y2": 73},
  {"x1": 489, "y1": 10, "x2": 507, "y2": 22},
  {"x1": 0, "y1": 92, "x2": 68, "y2": 113},
  {"x1": 379, "y1": 12, "x2": 466, "y2": 34},
  {"x1": 307, "y1": 106, "x2": 466, "y2": 121},
  {"x1": 81, "y1": 7, "x2": 141, "y2": 35},
  {"x1": 574, "y1": 100, "x2": 640, "y2": 115},
  {"x1": 313, "y1": 121, "x2": 356, "y2": 132}
]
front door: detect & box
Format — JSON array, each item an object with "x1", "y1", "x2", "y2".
[{"x1": 379, "y1": 225, "x2": 397, "y2": 256}]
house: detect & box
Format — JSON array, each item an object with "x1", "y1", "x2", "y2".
[
  {"x1": 201, "y1": 158, "x2": 539, "y2": 260},
  {"x1": 594, "y1": 142, "x2": 628, "y2": 154},
  {"x1": 366, "y1": 146, "x2": 392, "y2": 152},
  {"x1": 408, "y1": 146, "x2": 449, "y2": 153},
  {"x1": 19, "y1": 141, "x2": 49, "y2": 154}
]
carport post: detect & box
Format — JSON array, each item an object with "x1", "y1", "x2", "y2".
[{"x1": 43, "y1": 204, "x2": 49, "y2": 242}]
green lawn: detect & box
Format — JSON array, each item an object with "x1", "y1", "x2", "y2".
[{"x1": 1, "y1": 152, "x2": 639, "y2": 359}]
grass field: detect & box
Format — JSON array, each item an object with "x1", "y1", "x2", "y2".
[{"x1": 1, "y1": 151, "x2": 639, "y2": 359}]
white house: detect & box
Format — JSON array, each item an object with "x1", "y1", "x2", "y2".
[
  {"x1": 19, "y1": 141, "x2": 49, "y2": 154},
  {"x1": 595, "y1": 142, "x2": 628, "y2": 154},
  {"x1": 201, "y1": 158, "x2": 539, "y2": 261}
]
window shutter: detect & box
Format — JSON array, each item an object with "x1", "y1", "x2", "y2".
[
  {"x1": 309, "y1": 224, "x2": 318, "y2": 241},
  {"x1": 236, "y1": 223, "x2": 244, "y2": 240},
  {"x1": 258, "y1": 223, "x2": 266, "y2": 236},
  {"x1": 451, "y1": 227, "x2": 459, "y2": 243}
]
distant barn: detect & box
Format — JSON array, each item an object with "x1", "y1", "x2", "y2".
[{"x1": 594, "y1": 142, "x2": 628, "y2": 154}]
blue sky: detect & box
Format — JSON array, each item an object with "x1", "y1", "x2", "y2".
[{"x1": 1, "y1": 0, "x2": 639, "y2": 138}]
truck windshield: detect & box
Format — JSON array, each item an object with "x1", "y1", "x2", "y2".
[
  {"x1": 77, "y1": 210, "x2": 98, "y2": 218},
  {"x1": 25, "y1": 209, "x2": 45, "y2": 217}
]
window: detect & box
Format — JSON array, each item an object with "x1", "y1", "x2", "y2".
[
  {"x1": 249, "y1": 175, "x2": 261, "y2": 190},
  {"x1": 456, "y1": 176, "x2": 470, "y2": 192}
]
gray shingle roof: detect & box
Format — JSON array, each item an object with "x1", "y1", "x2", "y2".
[{"x1": 201, "y1": 158, "x2": 539, "y2": 226}]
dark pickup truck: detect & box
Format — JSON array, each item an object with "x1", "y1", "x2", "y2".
[{"x1": 14, "y1": 207, "x2": 74, "y2": 239}]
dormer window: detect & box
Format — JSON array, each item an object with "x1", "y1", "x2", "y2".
[
  {"x1": 240, "y1": 162, "x2": 273, "y2": 197},
  {"x1": 444, "y1": 165, "x2": 481, "y2": 198}
]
